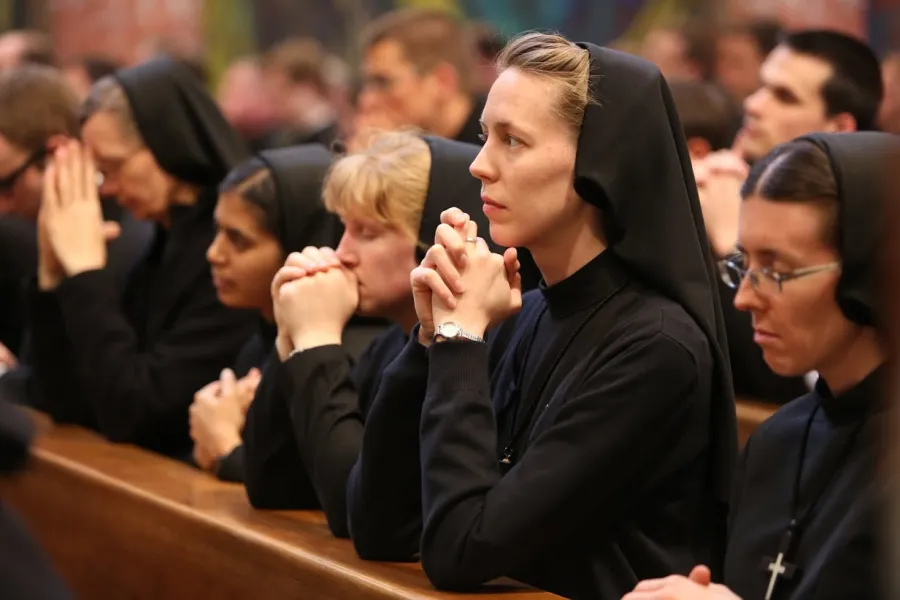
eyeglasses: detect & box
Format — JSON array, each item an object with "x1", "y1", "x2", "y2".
[
  {"x1": 718, "y1": 254, "x2": 841, "y2": 295},
  {"x1": 0, "y1": 147, "x2": 46, "y2": 193}
]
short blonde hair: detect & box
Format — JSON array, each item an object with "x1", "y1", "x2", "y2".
[
  {"x1": 497, "y1": 32, "x2": 592, "y2": 132},
  {"x1": 323, "y1": 130, "x2": 430, "y2": 242}
]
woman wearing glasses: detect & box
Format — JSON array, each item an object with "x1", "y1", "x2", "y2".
[
  {"x1": 625, "y1": 131, "x2": 895, "y2": 600},
  {"x1": 27, "y1": 58, "x2": 255, "y2": 459}
]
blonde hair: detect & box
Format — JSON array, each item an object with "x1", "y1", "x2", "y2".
[
  {"x1": 80, "y1": 75, "x2": 144, "y2": 147},
  {"x1": 497, "y1": 32, "x2": 592, "y2": 132},
  {"x1": 323, "y1": 130, "x2": 430, "y2": 242}
]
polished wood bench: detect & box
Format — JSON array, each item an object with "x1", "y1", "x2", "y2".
[
  {"x1": 1, "y1": 414, "x2": 559, "y2": 600},
  {"x1": 735, "y1": 398, "x2": 779, "y2": 447}
]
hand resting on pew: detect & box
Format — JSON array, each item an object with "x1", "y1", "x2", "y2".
[{"x1": 621, "y1": 566, "x2": 742, "y2": 600}]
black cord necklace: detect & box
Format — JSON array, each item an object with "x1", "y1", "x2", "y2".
[{"x1": 760, "y1": 399, "x2": 869, "y2": 600}]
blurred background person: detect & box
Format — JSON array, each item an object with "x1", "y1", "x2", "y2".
[
  {"x1": 715, "y1": 20, "x2": 783, "y2": 105},
  {"x1": 260, "y1": 38, "x2": 339, "y2": 150},
  {"x1": 669, "y1": 79, "x2": 741, "y2": 160},
  {"x1": 61, "y1": 55, "x2": 121, "y2": 102},
  {"x1": 0, "y1": 29, "x2": 53, "y2": 70},
  {"x1": 215, "y1": 55, "x2": 280, "y2": 152},
  {"x1": 468, "y1": 21, "x2": 504, "y2": 96},
  {"x1": 639, "y1": 21, "x2": 717, "y2": 83}
]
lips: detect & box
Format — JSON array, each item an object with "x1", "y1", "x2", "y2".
[
  {"x1": 481, "y1": 194, "x2": 506, "y2": 209},
  {"x1": 753, "y1": 327, "x2": 778, "y2": 345}
]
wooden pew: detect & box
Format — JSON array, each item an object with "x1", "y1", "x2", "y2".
[
  {"x1": 735, "y1": 398, "x2": 779, "y2": 448},
  {"x1": 1, "y1": 415, "x2": 559, "y2": 600}
]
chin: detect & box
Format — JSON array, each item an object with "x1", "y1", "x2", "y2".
[
  {"x1": 487, "y1": 222, "x2": 527, "y2": 249},
  {"x1": 761, "y1": 350, "x2": 811, "y2": 379}
]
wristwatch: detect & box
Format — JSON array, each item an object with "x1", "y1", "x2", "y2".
[{"x1": 433, "y1": 321, "x2": 485, "y2": 343}]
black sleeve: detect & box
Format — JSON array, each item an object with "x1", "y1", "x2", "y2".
[
  {"x1": 243, "y1": 353, "x2": 319, "y2": 509},
  {"x1": 45, "y1": 269, "x2": 251, "y2": 445},
  {"x1": 282, "y1": 344, "x2": 365, "y2": 538},
  {"x1": 726, "y1": 438, "x2": 751, "y2": 538},
  {"x1": 347, "y1": 332, "x2": 429, "y2": 561},
  {"x1": 26, "y1": 286, "x2": 92, "y2": 426},
  {"x1": 0, "y1": 399, "x2": 33, "y2": 474},
  {"x1": 215, "y1": 444, "x2": 245, "y2": 483},
  {"x1": 418, "y1": 333, "x2": 703, "y2": 591}
]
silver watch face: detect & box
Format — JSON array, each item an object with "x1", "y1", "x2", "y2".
[{"x1": 439, "y1": 322, "x2": 460, "y2": 338}]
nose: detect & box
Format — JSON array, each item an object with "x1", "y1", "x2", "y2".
[
  {"x1": 357, "y1": 88, "x2": 380, "y2": 114},
  {"x1": 206, "y1": 232, "x2": 226, "y2": 266},
  {"x1": 469, "y1": 144, "x2": 496, "y2": 183},
  {"x1": 733, "y1": 274, "x2": 766, "y2": 314},
  {"x1": 335, "y1": 231, "x2": 358, "y2": 267},
  {"x1": 99, "y1": 177, "x2": 118, "y2": 199},
  {"x1": 743, "y1": 87, "x2": 765, "y2": 118}
]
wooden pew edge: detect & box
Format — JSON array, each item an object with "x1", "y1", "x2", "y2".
[{"x1": 30, "y1": 446, "x2": 441, "y2": 600}]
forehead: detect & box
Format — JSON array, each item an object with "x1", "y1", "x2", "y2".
[
  {"x1": 364, "y1": 39, "x2": 415, "y2": 72},
  {"x1": 761, "y1": 47, "x2": 833, "y2": 101},
  {"x1": 481, "y1": 68, "x2": 566, "y2": 134},
  {"x1": 215, "y1": 192, "x2": 269, "y2": 232},
  {"x1": 81, "y1": 112, "x2": 135, "y2": 158},
  {"x1": 738, "y1": 195, "x2": 835, "y2": 256}
]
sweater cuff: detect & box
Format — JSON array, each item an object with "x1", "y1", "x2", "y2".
[
  {"x1": 56, "y1": 269, "x2": 117, "y2": 311},
  {"x1": 282, "y1": 343, "x2": 346, "y2": 391},
  {"x1": 427, "y1": 340, "x2": 490, "y2": 393}
]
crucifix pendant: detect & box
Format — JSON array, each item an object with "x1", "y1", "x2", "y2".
[{"x1": 760, "y1": 525, "x2": 798, "y2": 600}]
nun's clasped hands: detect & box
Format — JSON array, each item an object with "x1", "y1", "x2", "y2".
[
  {"x1": 271, "y1": 247, "x2": 359, "y2": 359},
  {"x1": 411, "y1": 207, "x2": 522, "y2": 344},
  {"x1": 37, "y1": 140, "x2": 119, "y2": 290}
]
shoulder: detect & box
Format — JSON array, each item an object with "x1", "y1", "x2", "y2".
[
  {"x1": 747, "y1": 391, "x2": 818, "y2": 446},
  {"x1": 603, "y1": 283, "x2": 712, "y2": 370}
]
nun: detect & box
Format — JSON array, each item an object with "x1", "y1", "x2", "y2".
[
  {"x1": 28, "y1": 58, "x2": 255, "y2": 459},
  {"x1": 626, "y1": 132, "x2": 897, "y2": 600},
  {"x1": 347, "y1": 32, "x2": 737, "y2": 599},
  {"x1": 189, "y1": 144, "x2": 344, "y2": 480},
  {"x1": 243, "y1": 131, "x2": 499, "y2": 538}
]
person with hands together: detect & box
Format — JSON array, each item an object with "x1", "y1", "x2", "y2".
[
  {"x1": 27, "y1": 59, "x2": 255, "y2": 459},
  {"x1": 243, "y1": 130, "x2": 505, "y2": 540},
  {"x1": 348, "y1": 33, "x2": 736, "y2": 600},
  {"x1": 190, "y1": 144, "x2": 347, "y2": 481}
]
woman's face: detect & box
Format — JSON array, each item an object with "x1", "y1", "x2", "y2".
[
  {"x1": 469, "y1": 67, "x2": 584, "y2": 250},
  {"x1": 335, "y1": 214, "x2": 418, "y2": 319},
  {"x1": 734, "y1": 195, "x2": 857, "y2": 378},
  {"x1": 82, "y1": 111, "x2": 174, "y2": 222},
  {"x1": 207, "y1": 192, "x2": 284, "y2": 316}
]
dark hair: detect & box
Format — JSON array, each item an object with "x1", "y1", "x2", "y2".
[
  {"x1": 782, "y1": 30, "x2": 883, "y2": 131},
  {"x1": 741, "y1": 140, "x2": 839, "y2": 245},
  {"x1": 219, "y1": 158, "x2": 280, "y2": 236},
  {"x1": 468, "y1": 21, "x2": 505, "y2": 60},
  {"x1": 681, "y1": 22, "x2": 718, "y2": 81},
  {"x1": 669, "y1": 80, "x2": 739, "y2": 151},
  {"x1": 725, "y1": 19, "x2": 783, "y2": 57}
]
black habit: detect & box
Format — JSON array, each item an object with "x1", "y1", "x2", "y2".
[
  {"x1": 244, "y1": 136, "x2": 494, "y2": 538},
  {"x1": 211, "y1": 144, "x2": 352, "y2": 482},
  {"x1": 27, "y1": 58, "x2": 255, "y2": 458},
  {"x1": 723, "y1": 132, "x2": 896, "y2": 600},
  {"x1": 346, "y1": 44, "x2": 737, "y2": 599}
]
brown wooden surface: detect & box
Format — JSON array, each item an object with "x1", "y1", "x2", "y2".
[
  {"x1": 1, "y1": 414, "x2": 559, "y2": 600},
  {"x1": 735, "y1": 398, "x2": 779, "y2": 448}
]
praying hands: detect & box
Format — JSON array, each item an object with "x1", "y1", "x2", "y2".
[
  {"x1": 411, "y1": 207, "x2": 522, "y2": 346},
  {"x1": 37, "y1": 140, "x2": 120, "y2": 290},
  {"x1": 270, "y1": 246, "x2": 359, "y2": 359}
]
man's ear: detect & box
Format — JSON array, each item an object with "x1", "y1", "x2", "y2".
[
  {"x1": 827, "y1": 112, "x2": 858, "y2": 133},
  {"x1": 430, "y1": 62, "x2": 462, "y2": 95}
]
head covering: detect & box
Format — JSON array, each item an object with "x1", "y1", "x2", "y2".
[
  {"x1": 256, "y1": 144, "x2": 343, "y2": 254},
  {"x1": 572, "y1": 43, "x2": 736, "y2": 504},
  {"x1": 799, "y1": 132, "x2": 900, "y2": 327},
  {"x1": 419, "y1": 136, "x2": 498, "y2": 256},
  {"x1": 114, "y1": 58, "x2": 249, "y2": 189}
]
